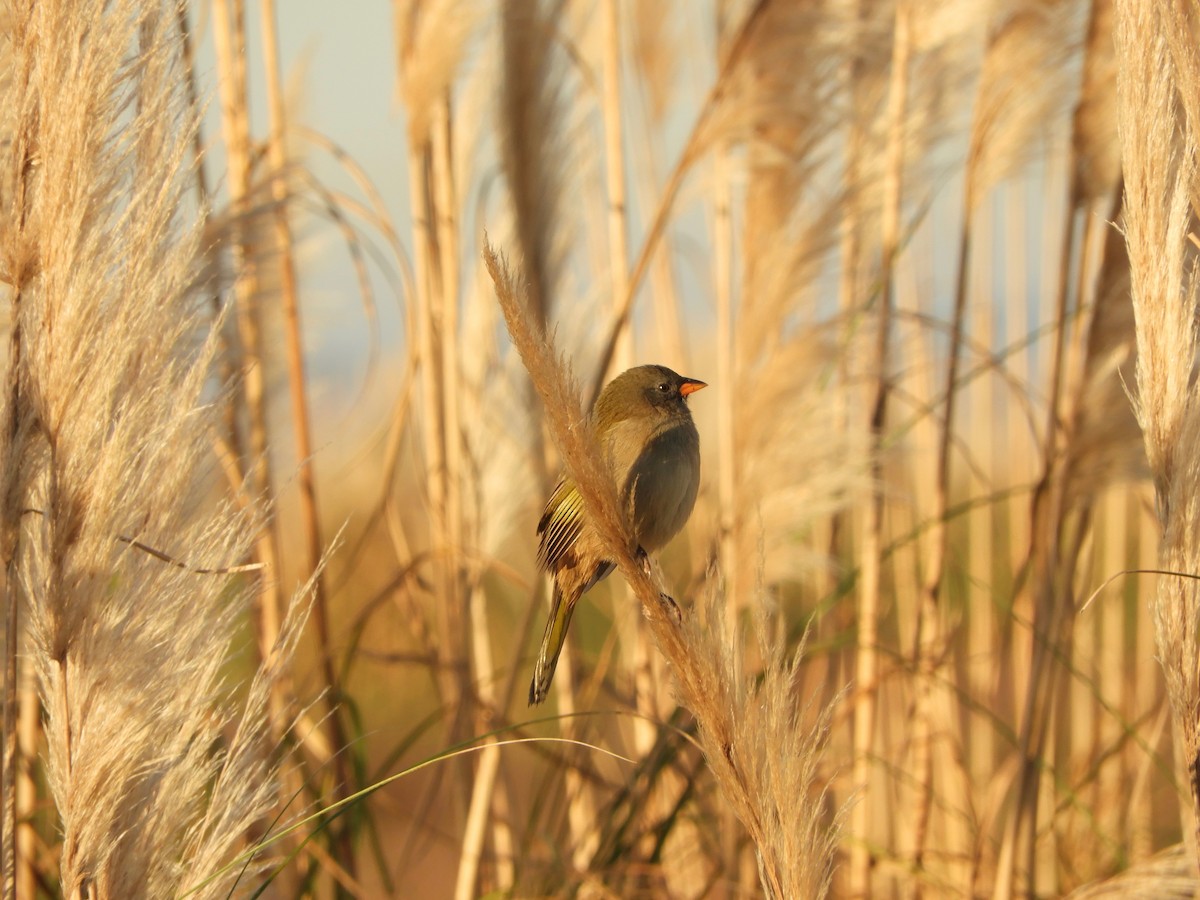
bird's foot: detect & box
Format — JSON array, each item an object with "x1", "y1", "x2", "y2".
[
  {"x1": 658, "y1": 591, "x2": 682, "y2": 624},
  {"x1": 636, "y1": 546, "x2": 652, "y2": 578}
]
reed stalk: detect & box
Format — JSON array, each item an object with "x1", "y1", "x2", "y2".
[
  {"x1": 405, "y1": 126, "x2": 457, "y2": 726},
  {"x1": 430, "y1": 90, "x2": 473, "y2": 794},
  {"x1": 713, "y1": 137, "x2": 742, "y2": 893},
  {"x1": 2, "y1": 465, "x2": 17, "y2": 900},
  {"x1": 601, "y1": 0, "x2": 632, "y2": 376},
  {"x1": 14, "y1": 676, "x2": 36, "y2": 899},
  {"x1": 1001, "y1": 178, "x2": 1033, "y2": 742},
  {"x1": 1131, "y1": 500, "x2": 1159, "y2": 861},
  {"x1": 259, "y1": 0, "x2": 357, "y2": 881},
  {"x1": 455, "y1": 575, "x2": 505, "y2": 900},
  {"x1": 211, "y1": 0, "x2": 286, "y2": 696},
  {"x1": 625, "y1": 4, "x2": 687, "y2": 367},
  {"x1": 967, "y1": 197, "x2": 999, "y2": 873},
  {"x1": 850, "y1": 1, "x2": 911, "y2": 893},
  {"x1": 907, "y1": 154, "x2": 968, "y2": 900},
  {"x1": 830, "y1": 0, "x2": 866, "y2": 606},
  {"x1": 714, "y1": 144, "x2": 736, "y2": 629}
]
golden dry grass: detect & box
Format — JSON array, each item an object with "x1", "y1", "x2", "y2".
[{"x1": 3, "y1": 0, "x2": 1200, "y2": 898}]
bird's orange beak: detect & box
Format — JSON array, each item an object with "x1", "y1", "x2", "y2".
[{"x1": 679, "y1": 379, "x2": 707, "y2": 397}]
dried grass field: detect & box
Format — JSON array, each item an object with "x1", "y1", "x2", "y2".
[{"x1": 2, "y1": 0, "x2": 1200, "y2": 897}]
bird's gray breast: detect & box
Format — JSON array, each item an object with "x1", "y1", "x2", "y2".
[{"x1": 611, "y1": 419, "x2": 701, "y2": 553}]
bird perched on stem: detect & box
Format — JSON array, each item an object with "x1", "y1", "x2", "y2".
[{"x1": 529, "y1": 364, "x2": 706, "y2": 706}]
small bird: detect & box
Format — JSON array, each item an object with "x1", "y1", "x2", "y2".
[{"x1": 529, "y1": 364, "x2": 706, "y2": 706}]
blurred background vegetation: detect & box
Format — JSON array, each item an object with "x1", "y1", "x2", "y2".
[{"x1": 9, "y1": 0, "x2": 1200, "y2": 897}]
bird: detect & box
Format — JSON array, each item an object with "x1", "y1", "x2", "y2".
[{"x1": 528, "y1": 364, "x2": 706, "y2": 706}]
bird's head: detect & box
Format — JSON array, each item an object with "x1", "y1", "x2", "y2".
[{"x1": 593, "y1": 364, "x2": 707, "y2": 431}]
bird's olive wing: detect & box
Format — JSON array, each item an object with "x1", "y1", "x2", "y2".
[{"x1": 537, "y1": 479, "x2": 585, "y2": 572}]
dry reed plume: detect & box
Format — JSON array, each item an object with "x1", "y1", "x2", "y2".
[
  {"x1": 1115, "y1": 0, "x2": 1200, "y2": 867},
  {"x1": 6, "y1": 0, "x2": 1200, "y2": 896},
  {"x1": 0, "y1": 0, "x2": 310, "y2": 895}
]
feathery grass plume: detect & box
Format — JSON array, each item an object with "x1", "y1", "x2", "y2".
[
  {"x1": 178, "y1": 580, "x2": 315, "y2": 895},
  {"x1": 743, "y1": 342, "x2": 868, "y2": 557},
  {"x1": 0, "y1": 0, "x2": 33, "y2": 882},
  {"x1": 705, "y1": 3, "x2": 864, "y2": 647},
  {"x1": 965, "y1": 1, "x2": 1081, "y2": 211},
  {"x1": 841, "y1": 0, "x2": 973, "y2": 235},
  {"x1": 712, "y1": 0, "x2": 850, "y2": 188},
  {"x1": 687, "y1": 587, "x2": 844, "y2": 899},
  {"x1": 1, "y1": 0, "x2": 308, "y2": 894},
  {"x1": 1114, "y1": 0, "x2": 1200, "y2": 862},
  {"x1": 0, "y1": 5, "x2": 10, "y2": 107},
  {"x1": 396, "y1": 0, "x2": 483, "y2": 147},
  {"x1": 629, "y1": 0, "x2": 677, "y2": 126},
  {"x1": 729, "y1": 291, "x2": 867, "y2": 597},
  {"x1": 497, "y1": 0, "x2": 574, "y2": 326},
  {"x1": 485, "y1": 240, "x2": 842, "y2": 899},
  {"x1": 1062, "y1": 204, "x2": 1145, "y2": 508},
  {"x1": 720, "y1": 0, "x2": 868, "y2": 597},
  {"x1": 1065, "y1": 843, "x2": 1199, "y2": 899},
  {"x1": 458, "y1": 261, "x2": 542, "y2": 558},
  {"x1": 1157, "y1": 4, "x2": 1200, "y2": 199},
  {"x1": 729, "y1": 0, "x2": 858, "y2": 317},
  {"x1": 1072, "y1": 0, "x2": 1118, "y2": 203},
  {"x1": 1059, "y1": 0, "x2": 1129, "y2": 508}
]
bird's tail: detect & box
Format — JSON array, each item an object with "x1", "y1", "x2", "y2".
[{"x1": 529, "y1": 581, "x2": 577, "y2": 706}]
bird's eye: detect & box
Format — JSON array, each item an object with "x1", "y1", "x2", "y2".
[{"x1": 657, "y1": 382, "x2": 670, "y2": 392}]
